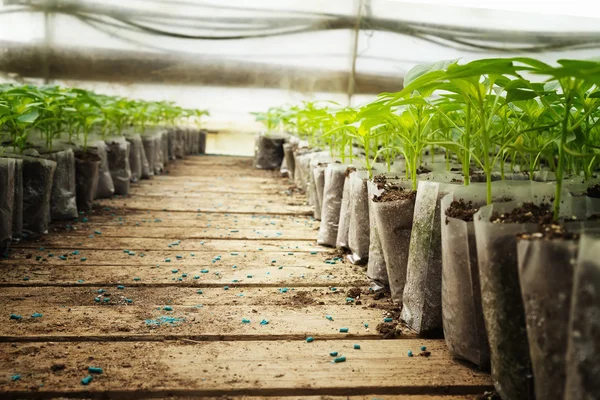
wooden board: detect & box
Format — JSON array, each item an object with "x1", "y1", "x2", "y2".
[
  {"x1": 0, "y1": 155, "x2": 492, "y2": 399},
  {"x1": 0, "y1": 341, "x2": 492, "y2": 397}
]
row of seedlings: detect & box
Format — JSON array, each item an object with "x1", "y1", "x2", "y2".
[
  {"x1": 0, "y1": 84, "x2": 209, "y2": 255},
  {"x1": 252, "y1": 58, "x2": 600, "y2": 400}
]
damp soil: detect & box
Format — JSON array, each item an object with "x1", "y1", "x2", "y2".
[
  {"x1": 445, "y1": 199, "x2": 479, "y2": 222},
  {"x1": 74, "y1": 150, "x2": 101, "y2": 162},
  {"x1": 373, "y1": 187, "x2": 417, "y2": 203},
  {"x1": 346, "y1": 287, "x2": 362, "y2": 299},
  {"x1": 586, "y1": 184, "x2": 600, "y2": 198},
  {"x1": 490, "y1": 202, "x2": 553, "y2": 225},
  {"x1": 518, "y1": 223, "x2": 579, "y2": 240},
  {"x1": 416, "y1": 166, "x2": 431, "y2": 174},
  {"x1": 344, "y1": 166, "x2": 357, "y2": 178}
]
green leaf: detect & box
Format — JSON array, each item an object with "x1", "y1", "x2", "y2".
[
  {"x1": 506, "y1": 89, "x2": 539, "y2": 103},
  {"x1": 403, "y1": 59, "x2": 459, "y2": 87},
  {"x1": 17, "y1": 109, "x2": 39, "y2": 124}
]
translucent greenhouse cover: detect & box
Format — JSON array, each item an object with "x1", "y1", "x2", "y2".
[{"x1": 1, "y1": 0, "x2": 600, "y2": 133}]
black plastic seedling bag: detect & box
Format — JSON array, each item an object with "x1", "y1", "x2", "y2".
[
  {"x1": 565, "y1": 234, "x2": 600, "y2": 400},
  {"x1": 153, "y1": 132, "x2": 164, "y2": 174},
  {"x1": 175, "y1": 128, "x2": 186, "y2": 159},
  {"x1": 106, "y1": 137, "x2": 131, "y2": 195},
  {"x1": 93, "y1": 140, "x2": 115, "y2": 199},
  {"x1": 402, "y1": 180, "x2": 457, "y2": 333},
  {"x1": 12, "y1": 158, "x2": 23, "y2": 239},
  {"x1": 21, "y1": 155, "x2": 57, "y2": 234},
  {"x1": 254, "y1": 134, "x2": 285, "y2": 170},
  {"x1": 40, "y1": 148, "x2": 78, "y2": 220},
  {"x1": 366, "y1": 180, "x2": 388, "y2": 292},
  {"x1": 517, "y1": 237, "x2": 578, "y2": 400},
  {"x1": 312, "y1": 162, "x2": 327, "y2": 220},
  {"x1": 440, "y1": 192, "x2": 490, "y2": 369},
  {"x1": 126, "y1": 134, "x2": 143, "y2": 182},
  {"x1": 281, "y1": 143, "x2": 295, "y2": 179},
  {"x1": 199, "y1": 130, "x2": 207, "y2": 154},
  {"x1": 142, "y1": 134, "x2": 155, "y2": 179},
  {"x1": 372, "y1": 184, "x2": 415, "y2": 300},
  {"x1": 347, "y1": 171, "x2": 370, "y2": 265},
  {"x1": 317, "y1": 164, "x2": 346, "y2": 247},
  {"x1": 474, "y1": 199, "x2": 555, "y2": 400},
  {"x1": 75, "y1": 151, "x2": 100, "y2": 212},
  {"x1": 168, "y1": 129, "x2": 176, "y2": 160},
  {"x1": 162, "y1": 131, "x2": 169, "y2": 164},
  {"x1": 0, "y1": 158, "x2": 16, "y2": 253},
  {"x1": 335, "y1": 168, "x2": 354, "y2": 249}
]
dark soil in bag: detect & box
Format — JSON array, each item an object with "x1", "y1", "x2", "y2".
[
  {"x1": 282, "y1": 143, "x2": 295, "y2": 179},
  {"x1": 93, "y1": 140, "x2": 115, "y2": 199},
  {"x1": 199, "y1": 130, "x2": 207, "y2": 154},
  {"x1": 39, "y1": 148, "x2": 78, "y2": 220},
  {"x1": 142, "y1": 135, "x2": 155, "y2": 178},
  {"x1": 168, "y1": 129, "x2": 176, "y2": 160},
  {"x1": 162, "y1": 131, "x2": 169, "y2": 164},
  {"x1": 347, "y1": 172, "x2": 370, "y2": 265},
  {"x1": 441, "y1": 196, "x2": 490, "y2": 369},
  {"x1": 313, "y1": 163, "x2": 327, "y2": 220},
  {"x1": 517, "y1": 232, "x2": 579, "y2": 400},
  {"x1": 126, "y1": 134, "x2": 143, "y2": 182},
  {"x1": 106, "y1": 137, "x2": 131, "y2": 195},
  {"x1": 254, "y1": 134, "x2": 285, "y2": 170},
  {"x1": 154, "y1": 133, "x2": 164, "y2": 174},
  {"x1": 372, "y1": 185, "x2": 416, "y2": 301},
  {"x1": 473, "y1": 201, "x2": 550, "y2": 400},
  {"x1": 12, "y1": 158, "x2": 23, "y2": 239},
  {"x1": 74, "y1": 151, "x2": 100, "y2": 212},
  {"x1": 335, "y1": 167, "x2": 355, "y2": 249},
  {"x1": 366, "y1": 179, "x2": 389, "y2": 292},
  {"x1": 20, "y1": 155, "x2": 57, "y2": 234},
  {"x1": 565, "y1": 234, "x2": 600, "y2": 400},
  {"x1": 175, "y1": 129, "x2": 185, "y2": 159},
  {"x1": 0, "y1": 158, "x2": 16, "y2": 253},
  {"x1": 317, "y1": 164, "x2": 346, "y2": 247}
]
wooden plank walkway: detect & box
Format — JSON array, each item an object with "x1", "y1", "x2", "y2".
[{"x1": 0, "y1": 155, "x2": 492, "y2": 399}]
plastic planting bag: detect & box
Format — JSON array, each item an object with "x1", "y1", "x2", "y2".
[
  {"x1": 402, "y1": 180, "x2": 459, "y2": 333},
  {"x1": 0, "y1": 158, "x2": 16, "y2": 253},
  {"x1": 142, "y1": 135, "x2": 155, "y2": 179},
  {"x1": 440, "y1": 190, "x2": 489, "y2": 369},
  {"x1": 199, "y1": 130, "x2": 207, "y2": 154},
  {"x1": 106, "y1": 137, "x2": 131, "y2": 195},
  {"x1": 168, "y1": 129, "x2": 176, "y2": 160},
  {"x1": 12, "y1": 159, "x2": 23, "y2": 239},
  {"x1": 565, "y1": 234, "x2": 600, "y2": 400},
  {"x1": 93, "y1": 140, "x2": 115, "y2": 199},
  {"x1": 317, "y1": 164, "x2": 346, "y2": 247},
  {"x1": 347, "y1": 171, "x2": 370, "y2": 265},
  {"x1": 74, "y1": 151, "x2": 100, "y2": 212},
  {"x1": 371, "y1": 179, "x2": 417, "y2": 302},
  {"x1": 312, "y1": 161, "x2": 328, "y2": 220},
  {"x1": 366, "y1": 180, "x2": 389, "y2": 292},
  {"x1": 154, "y1": 132, "x2": 164, "y2": 174},
  {"x1": 281, "y1": 143, "x2": 295, "y2": 179},
  {"x1": 39, "y1": 148, "x2": 77, "y2": 220},
  {"x1": 517, "y1": 237, "x2": 578, "y2": 400},
  {"x1": 175, "y1": 129, "x2": 186, "y2": 159},
  {"x1": 335, "y1": 168, "x2": 354, "y2": 249},
  {"x1": 126, "y1": 134, "x2": 143, "y2": 182},
  {"x1": 474, "y1": 184, "x2": 556, "y2": 400},
  {"x1": 162, "y1": 131, "x2": 169, "y2": 164},
  {"x1": 21, "y1": 156, "x2": 57, "y2": 234},
  {"x1": 254, "y1": 134, "x2": 285, "y2": 170}
]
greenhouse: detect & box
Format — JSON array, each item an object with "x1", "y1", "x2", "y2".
[{"x1": 1, "y1": 0, "x2": 600, "y2": 399}]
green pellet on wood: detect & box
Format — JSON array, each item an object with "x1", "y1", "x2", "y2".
[
  {"x1": 306, "y1": 337, "x2": 314, "y2": 343},
  {"x1": 330, "y1": 351, "x2": 338, "y2": 357},
  {"x1": 339, "y1": 328, "x2": 349, "y2": 333},
  {"x1": 164, "y1": 306, "x2": 173, "y2": 311},
  {"x1": 10, "y1": 314, "x2": 22, "y2": 320},
  {"x1": 325, "y1": 315, "x2": 333, "y2": 321},
  {"x1": 408, "y1": 350, "x2": 413, "y2": 357},
  {"x1": 197, "y1": 290, "x2": 203, "y2": 294},
  {"x1": 421, "y1": 346, "x2": 427, "y2": 351},
  {"x1": 31, "y1": 313, "x2": 43, "y2": 318},
  {"x1": 383, "y1": 317, "x2": 393, "y2": 322},
  {"x1": 117, "y1": 285, "x2": 125, "y2": 290},
  {"x1": 242, "y1": 318, "x2": 251, "y2": 323},
  {"x1": 88, "y1": 367, "x2": 103, "y2": 374},
  {"x1": 81, "y1": 375, "x2": 93, "y2": 385},
  {"x1": 333, "y1": 356, "x2": 346, "y2": 363},
  {"x1": 223, "y1": 286, "x2": 229, "y2": 290},
  {"x1": 353, "y1": 344, "x2": 361, "y2": 350}
]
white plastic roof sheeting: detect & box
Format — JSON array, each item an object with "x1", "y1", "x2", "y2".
[{"x1": 1, "y1": 0, "x2": 600, "y2": 131}]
